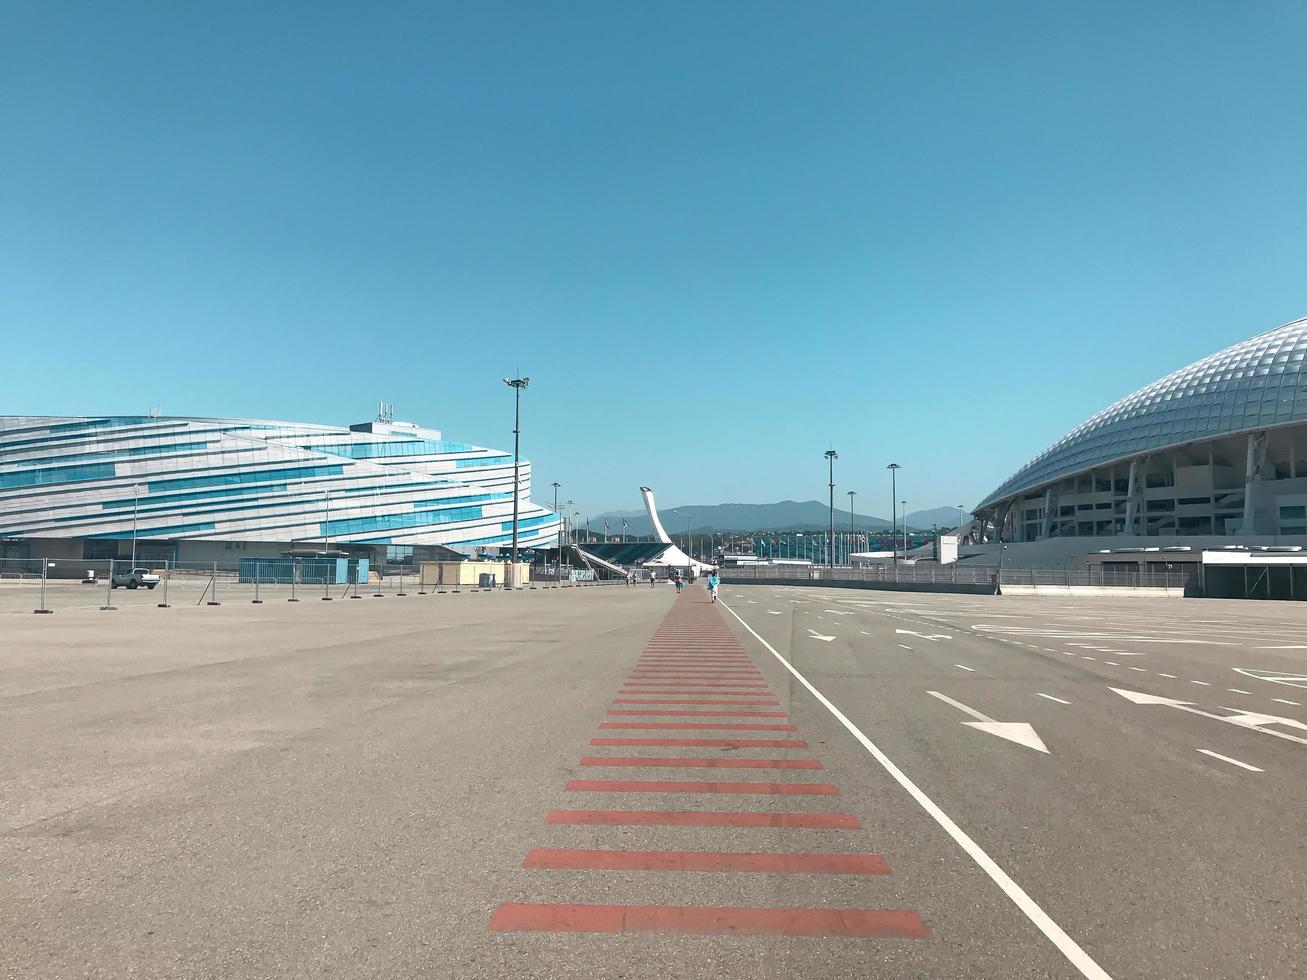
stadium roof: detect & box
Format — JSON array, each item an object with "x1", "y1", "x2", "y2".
[{"x1": 977, "y1": 317, "x2": 1307, "y2": 510}]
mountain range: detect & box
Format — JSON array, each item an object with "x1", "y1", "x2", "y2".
[{"x1": 584, "y1": 500, "x2": 963, "y2": 535}]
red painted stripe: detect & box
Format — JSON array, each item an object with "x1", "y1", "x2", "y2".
[
  {"x1": 639, "y1": 657, "x2": 752, "y2": 662},
  {"x1": 633, "y1": 666, "x2": 759, "y2": 671},
  {"x1": 626, "y1": 679, "x2": 767, "y2": 686},
  {"x1": 523, "y1": 849, "x2": 889, "y2": 874},
  {"x1": 590, "y1": 738, "x2": 808, "y2": 748},
  {"x1": 580, "y1": 756, "x2": 820, "y2": 769},
  {"x1": 613, "y1": 698, "x2": 781, "y2": 706},
  {"x1": 599, "y1": 721, "x2": 798, "y2": 731},
  {"x1": 603, "y1": 716, "x2": 784, "y2": 721},
  {"x1": 488, "y1": 903, "x2": 928, "y2": 937},
  {"x1": 565, "y1": 779, "x2": 838, "y2": 795},
  {"x1": 618, "y1": 689, "x2": 774, "y2": 696},
  {"x1": 545, "y1": 809, "x2": 857, "y2": 828},
  {"x1": 628, "y1": 676, "x2": 765, "y2": 682}
]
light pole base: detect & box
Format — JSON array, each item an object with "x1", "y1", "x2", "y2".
[
  {"x1": 251, "y1": 599, "x2": 264, "y2": 604},
  {"x1": 206, "y1": 601, "x2": 221, "y2": 606},
  {"x1": 156, "y1": 603, "x2": 171, "y2": 608},
  {"x1": 100, "y1": 605, "x2": 118, "y2": 611},
  {"x1": 33, "y1": 609, "x2": 53, "y2": 615},
  {"x1": 287, "y1": 598, "x2": 301, "y2": 602}
]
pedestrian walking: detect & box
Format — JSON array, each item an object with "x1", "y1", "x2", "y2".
[
  {"x1": 649, "y1": 570, "x2": 657, "y2": 588},
  {"x1": 707, "y1": 571, "x2": 720, "y2": 602}
]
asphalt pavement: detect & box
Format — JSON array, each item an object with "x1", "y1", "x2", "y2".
[{"x1": 2, "y1": 582, "x2": 1303, "y2": 978}]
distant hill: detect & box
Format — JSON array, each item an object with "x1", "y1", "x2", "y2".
[{"x1": 585, "y1": 500, "x2": 964, "y2": 536}]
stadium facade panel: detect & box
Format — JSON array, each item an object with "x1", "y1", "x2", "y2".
[
  {"x1": 0, "y1": 415, "x2": 561, "y2": 562},
  {"x1": 975, "y1": 317, "x2": 1307, "y2": 543}
]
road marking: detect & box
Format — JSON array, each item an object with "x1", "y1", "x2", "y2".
[
  {"x1": 1196, "y1": 749, "x2": 1263, "y2": 772},
  {"x1": 1104, "y1": 661, "x2": 1120, "y2": 666},
  {"x1": 766, "y1": 610, "x2": 784, "y2": 615},
  {"x1": 1128, "y1": 666, "x2": 1147, "y2": 672},
  {"x1": 590, "y1": 738, "x2": 807, "y2": 748},
  {"x1": 1081, "y1": 656, "x2": 1096, "y2": 661},
  {"x1": 544, "y1": 810, "x2": 859, "y2": 828},
  {"x1": 1272, "y1": 698, "x2": 1301, "y2": 706},
  {"x1": 1233, "y1": 667, "x2": 1307, "y2": 689},
  {"x1": 860, "y1": 630, "x2": 869, "y2": 635},
  {"x1": 719, "y1": 601, "x2": 1106, "y2": 979},
  {"x1": 488, "y1": 903, "x2": 930, "y2": 937},
  {"x1": 1228, "y1": 689, "x2": 1253, "y2": 696},
  {"x1": 1036, "y1": 693, "x2": 1070, "y2": 705},
  {"x1": 807, "y1": 629, "x2": 836, "y2": 642},
  {"x1": 579, "y1": 756, "x2": 821, "y2": 770},
  {"x1": 1158, "y1": 673, "x2": 1178, "y2": 679},
  {"x1": 614, "y1": 698, "x2": 781, "y2": 705},
  {"x1": 522, "y1": 849, "x2": 890, "y2": 874},
  {"x1": 898, "y1": 644, "x2": 913, "y2": 650},
  {"x1": 1190, "y1": 680, "x2": 1211, "y2": 686},
  {"x1": 565, "y1": 779, "x2": 839, "y2": 795},
  {"x1": 600, "y1": 721, "x2": 797, "y2": 731},
  {"x1": 1111, "y1": 688, "x2": 1307, "y2": 747},
  {"x1": 896, "y1": 629, "x2": 952, "y2": 641},
  {"x1": 954, "y1": 664, "x2": 975, "y2": 672},
  {"x1": 924, "y1": 691, "x2": 1049, "y2": 751}
]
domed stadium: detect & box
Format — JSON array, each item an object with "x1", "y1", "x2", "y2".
[
  {"x1": 0, "y1": 415, "x2": 561, "y2": 567},
  {"x1": 975, "y1": 316, "x2": 1307, "y2": 547}
]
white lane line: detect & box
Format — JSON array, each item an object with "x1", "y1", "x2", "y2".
[
  {"x1": 898, "y1": 644, "x2": 913, "y2": 651},
  {"x1": 1228, "y1": 689, "x2": 1253, "y2": 695},
  {"x1": 1190, "y1": 680, "x2": 1212, "y2": 686},
  {"x1": 1272, "y1": 698, "x2": 1301, "y2": 706},
  {"x1": 1081, "y1": 656, "x2": 1096, "y2": 661},
  {"x1": 1104, "y1": 661, "x2": 1120, "y2": 666},
  {"x1": 1128, "y1": 666, "x2": 1147, "y2": 672},
  {"x1": 861, "y1": 630, "x2": 869, "y2": 635},
  {"x1": 1158, "y1": 673, "x2": 1178, "y2": 679},
  {"x1": 1036, "y1": 693, "x2": 1070, "y2": 705},
  {"x1": 954, "y1": 664, "x2": 976, "y2": 672},
  {"x1": 720, "y1": 599, "x2": 1112, "y2": 980},
  {"x1": 1197, "y1": 749, "x2": 1263, "y2": 773}
]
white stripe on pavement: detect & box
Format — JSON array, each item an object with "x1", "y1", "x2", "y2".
[{"x1": 719, "y1": 599, "x2": 1113, "y2": 980}]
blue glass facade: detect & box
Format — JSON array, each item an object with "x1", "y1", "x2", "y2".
[{"x1": 0, "y1": 416, "x2": 562, "y2": 554}]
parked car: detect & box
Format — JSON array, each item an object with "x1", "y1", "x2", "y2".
[{"x1": 111, "y1": 567, "x2": 160, "y2": 589}]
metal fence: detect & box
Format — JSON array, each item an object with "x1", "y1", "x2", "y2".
[
  {"x1": 721, "y1": 563, "x2": 1192, "y2": 591},
  {"x1": 0, "y1": 556, "x2": 623, "y2": 614}
]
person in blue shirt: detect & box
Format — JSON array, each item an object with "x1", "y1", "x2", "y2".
[{"x1": 707, "y1": 571, "x2": 720, "y2": 602}]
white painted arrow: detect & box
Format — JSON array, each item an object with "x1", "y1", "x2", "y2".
[
  {"x1": 896, "y1": 628, "x2": 952, "y2": 642},
  {"x1": 1111, "y1": 688, "x2": 1307, "y2": 747},
  {"x1": 927, "y1": 691, "x2": 1049, "y2": 753},
  {"x1": 807, "y1": 629, "x2": 836, "y2": 642}
]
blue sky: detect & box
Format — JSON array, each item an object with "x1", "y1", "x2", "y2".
[{"x1": 4, "y1": 1, "x2": 1306, "y2": 522}]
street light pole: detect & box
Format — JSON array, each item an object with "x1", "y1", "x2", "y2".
[
  {"x1": 886, "y1": 463, "x2": 900, "y2": 565},
  {"x1": 902, "y1": 499, "x2": 908, "y2": 555},
  {"x1": 824, "y1": 450, "x2": 837, "y2": 569},
  {"x1": 503, "y1": 377, "x2": 530, "y2": 588},
  {"x1": 847, "y1": 490, "x2": 856, "y2": 566},
  {"x1": 552, "y1": 481, "x2": 561, "y2": 577},
  {"x1": 130, "y1": 484, "x2": 141, "y2": 568}
]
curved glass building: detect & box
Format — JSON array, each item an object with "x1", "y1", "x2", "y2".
[
  {"x1": 976, "y1": 316, "x2": 1307, "y2": 543},
  {"x1": 0, "y1": 415, "x2": 561, "y2": 563}
]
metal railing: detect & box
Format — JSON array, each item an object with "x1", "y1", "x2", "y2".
[
  {"x1": 721, "y1": 563, "x2": 1192, "y2": 591},
  {"x1": 0, "y1": 556, "x2": 624, "y2": 614}
]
